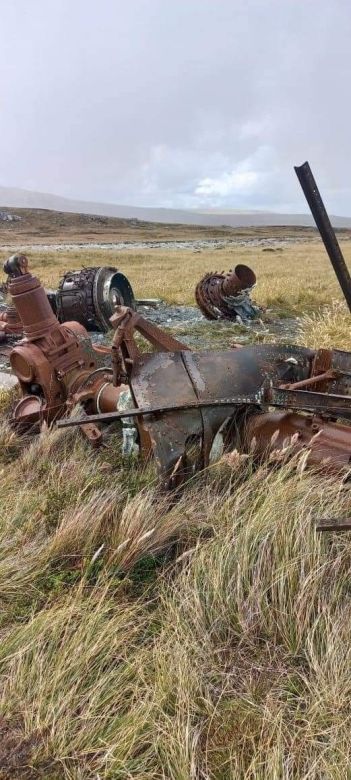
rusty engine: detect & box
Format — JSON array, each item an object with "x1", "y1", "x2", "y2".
[
  {"x1": 0, "y1": 263, "x2": 136, "y2": 338},
  {"x1": 3, "y1": 161, "x2": 351, "y2": 507},
  {"x1": 195, "y1": 263, "x2": 259, "y2": 321}
]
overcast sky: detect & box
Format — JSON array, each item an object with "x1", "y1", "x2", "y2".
[{"x1": 1, "y1": 0, "x2": 351, "y2": 213}]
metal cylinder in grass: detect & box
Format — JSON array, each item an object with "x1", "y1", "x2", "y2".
[
  {"x1": 56, "y1": 266, "x2": 136, "y2": 332},
  {"x1": 195, "y1": 264, "x2": 257, "y2": 321}
]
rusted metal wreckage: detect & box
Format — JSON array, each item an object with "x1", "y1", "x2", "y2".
[
  {"x1": 1, "y1": 260, "x2": 260, "y2": 333},
  {"x1": 2, "y1": 162, "x2": 351, "y2": 520},
  {"x1": 0, "y1": 239, "x2": 259, "y2": 336},
  {"x1": 195, "y1": 263, "x2": 259, "y2": 322},
  {"x1": 0, "y1": 264, "x2": 136, "y2": 338}
]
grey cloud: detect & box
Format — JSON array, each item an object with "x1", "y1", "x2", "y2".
[{"x1": 1, "y1": 0, "x2": 351, "y2": 213}]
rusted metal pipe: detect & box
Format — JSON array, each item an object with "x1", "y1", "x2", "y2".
[
  {"x1": 221, "y1": 265, "x2": 256, "y2": 297},
  {"x1": 56, "y1": 394, "x2": 262, "y2": 428},
  {"x1": 294, "y1": 161, "x2": 351, "y2": 312},
  {"x1": 245, "y1": 410, "x2": 351, "y2": 472},
  {"x1": 316, "y1": 518, "x2": 351, "y2": 531},
  {"x1": 279, "y1": 369, "x2": 338, "y2": 390}
]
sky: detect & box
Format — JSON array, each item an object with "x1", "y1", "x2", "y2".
[{"x1": 1, "y1": 0, "x2": 351, "y2": 213}]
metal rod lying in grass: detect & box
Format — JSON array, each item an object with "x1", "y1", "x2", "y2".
[{"x1": 316, "y1": 518, "x2": 351, "y2": 532}]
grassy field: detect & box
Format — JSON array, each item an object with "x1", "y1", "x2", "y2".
[
  {"x1": 0, "y1": 238, "x2": 351, "y2": 778},
  {"x1": 0, "y1": 208, "x2": 319, "y2": 245},
  {"x1": 1, "y1": 237, "x2": 351, "y2": 316}
]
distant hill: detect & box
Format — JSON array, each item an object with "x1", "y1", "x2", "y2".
[{"x1": 1, "y1": 185, "x2": 351, "y2": 228}]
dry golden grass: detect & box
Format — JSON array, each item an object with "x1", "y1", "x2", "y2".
[
  {"x1": 0, "y1": 248, "x2": 351, "y2": 777},
  {"x1": 298, "y1": 300, "x2": 351, "y2": 351},
  {"x1": 0, "y1": 423, "x2": 350, "y2": 778},
  {"x1": 1, "y1": 238, "x2": 351, "y2": 314}
]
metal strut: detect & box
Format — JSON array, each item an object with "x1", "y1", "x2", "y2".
[{"x1": 295, "y1": 161, "x2": 351, "y2": 312}]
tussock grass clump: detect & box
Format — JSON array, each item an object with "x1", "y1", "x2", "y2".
[
  {"x1": 298, "y1": 299, "x2": 351, "y2": 351},
  {"x1": 0, "y1": 584, "x2": 156, "y2": 778},
  {"x1": 0, "y1": 414, "x2": 350, "y2": 777},
  {"x1": 0, "y1": 424, "x2": 208, "y2": 624},
  {"x1": 153, "y1": 460, "x2": 351, "y2": 778}
]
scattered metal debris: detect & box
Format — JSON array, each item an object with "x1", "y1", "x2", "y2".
[
  {"x1": 3, "y1": 250, "x2": 351, "y2": 489},
  {"x1": 195, "y1": 263, "x2": 259, "y2": 322},
  {"x1": 2, "y1": 162, "x2": 351, "y2": 495}
]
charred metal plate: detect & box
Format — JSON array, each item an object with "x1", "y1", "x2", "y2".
[
  {"x1": 129, "y1": 344, "x2": 315, "y2": 484},
  {"x1": 130, "y1": 351, "x2": 204, "y2": 483},
  {"x1": 182, "y1": 345, "x2": 314, "y2": 399},
  {"x1": 181, "y1": 346, "x2": 314, "y2": 460}
]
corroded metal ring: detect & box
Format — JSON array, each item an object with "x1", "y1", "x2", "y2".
[{"x1": 56, "y1": 266, "x2": 136, "y2": 332}]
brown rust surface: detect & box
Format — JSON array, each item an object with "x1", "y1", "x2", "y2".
[
  {"x1": 245, "y1": 410, "x2": 351, "y2": 471},
  {"x1": 4, "y1": 256, "x2": 351, "y2": 490},
  {"x1": 195, "y1": 263, "x2": 256, "y2": 320}
]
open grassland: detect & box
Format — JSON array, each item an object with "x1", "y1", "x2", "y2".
[
  {"x1": 1, "y1": 238, "x2": 351, "y2": 316},
  {"x1": 0, "y1": 248, "x2": 351, "y2": 777},
  {"x1": 0, "y1": 208, "x2": 318, "y2": 244}
]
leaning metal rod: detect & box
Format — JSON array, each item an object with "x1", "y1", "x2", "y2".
[{"x1": 294, "y1": 161, "x2": 351, "y2": 312}]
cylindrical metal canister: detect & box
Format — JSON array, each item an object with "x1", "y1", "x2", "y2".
[{"x1": 56, "y1": 266, "x2": 136, "y2": 331}]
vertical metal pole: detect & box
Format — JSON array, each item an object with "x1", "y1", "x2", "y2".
[{"x1": 294, "y1": 161, "x2": 351, "y2": 312}]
